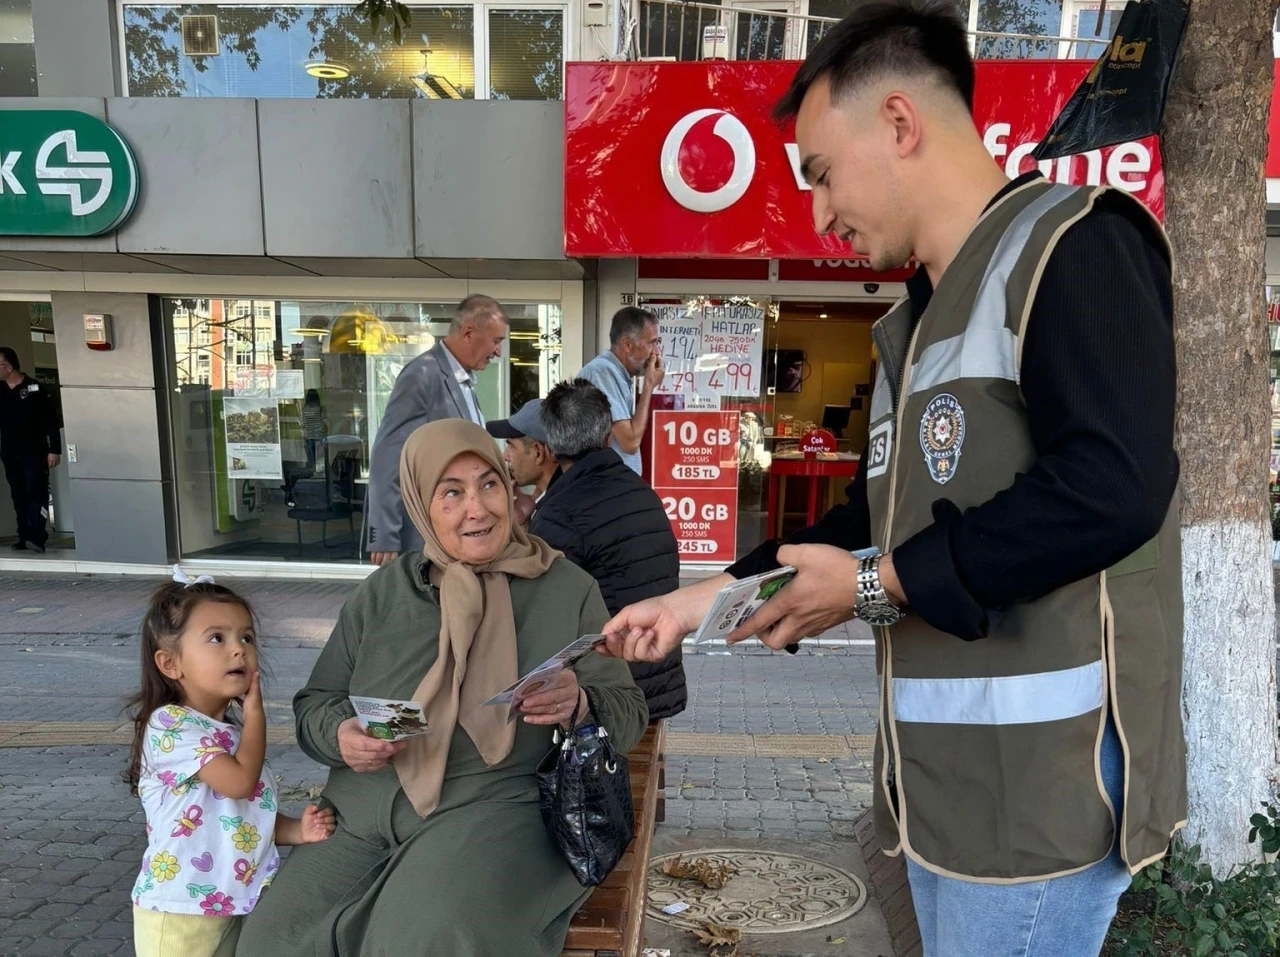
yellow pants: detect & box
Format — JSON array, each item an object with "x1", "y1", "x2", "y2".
[{"x1": 133, "y1": 907, "x2": 242, "y2": 957}]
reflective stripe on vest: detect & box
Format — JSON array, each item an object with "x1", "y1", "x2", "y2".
[
  {"x1": 892, "y1": 660, "x2": 1105, "y2": 725},
  {"x1": 907, "y1": 184, "x2": 1078, "y2": 398}
]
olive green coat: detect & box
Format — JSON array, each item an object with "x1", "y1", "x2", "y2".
[{"x1": 237, "y1": 554, "x2": 649, "y2": 957}]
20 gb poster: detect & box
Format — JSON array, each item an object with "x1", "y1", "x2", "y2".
[{"x1": 651, "y1": 410, "x2": 740, "y2": 562}]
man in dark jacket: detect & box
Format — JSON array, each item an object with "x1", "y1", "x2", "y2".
[
  {"x1": 0, "y1": 347, "x2": 61, "y2": 553},
  {"x1": 533, "y1": 378, "x2": 686, "y2": 721}
]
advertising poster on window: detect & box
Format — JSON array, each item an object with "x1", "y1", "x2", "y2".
[
  {"x1": 232, "y1": 365, "x2": 276, "y2": 397},
  {"x1": 222, "y1": 396, "x2": 283, "y2": 480},
  {"x1": 651, "y1": 410, "x2": 740, "y2": 563},
  {"x1": 654, "y1": 303, "x2": 764, "y2": 403}
]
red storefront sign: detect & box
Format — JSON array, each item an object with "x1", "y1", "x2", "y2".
[
  {"x1": 651, "y1": 410, "x2": 740, "y2": 562},
  {"x1": 564, "y1": 60, "x2": 1163, "y2": 259}
]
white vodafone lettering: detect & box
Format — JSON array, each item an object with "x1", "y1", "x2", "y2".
[
  {"x1": 982, "y1": 123, "x2": 1151, "y2": 194},
  {"x1": 661, "y1": 109, "x2": 756, "y2": 213},
  {"x1": 784, "y1": 143, "x2": 810, "y2": 191},
  {"x1": 0, "y1": 151, "x2": 22, "y2": 194}
]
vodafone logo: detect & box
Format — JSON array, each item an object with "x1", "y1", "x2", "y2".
[{"x1": 660, "y1": 109, "x2": 756, "y2": 213}]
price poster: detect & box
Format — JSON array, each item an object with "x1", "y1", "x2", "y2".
[
  {"x1": 654, "y1": 303, "x2": 765, "y2": 402},
  {"x1": 651, "y1": 410, "x2": 740, "y2": 563}
]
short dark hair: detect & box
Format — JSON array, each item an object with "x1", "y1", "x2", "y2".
[
  {"x1": 773, "y1": 0, "x2": 974, "y2": 124},
  {"x1": 609, "y1": 307, "x2": 657, "y2": 348},
  {"x1": 0, "y1": 347, "x2": 18, "y2": 370},
  {"x1": 541, "y1": 379, "x2": 613, "y2": 461}
]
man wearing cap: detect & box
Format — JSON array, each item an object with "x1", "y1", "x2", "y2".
[{"x1": 486, "y1": 398, "x2": 560, "y2": 525}]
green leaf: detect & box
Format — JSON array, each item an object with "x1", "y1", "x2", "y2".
[
  {"x1": 1250, "y1": 814, "x2": 1268, "y2": 829},
  {"x1": 1213, "y1": 903, "x2": 1228, "y2": 920}
]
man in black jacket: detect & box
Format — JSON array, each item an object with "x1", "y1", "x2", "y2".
[
  {"x1": 532, "y1": 379, "x2": 686, "y2": 721},
  {"x1": 0, "y1": 347, "x2": 61, "y2": 553}
]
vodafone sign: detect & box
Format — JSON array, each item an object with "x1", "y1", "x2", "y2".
[{"x1": 564, "y1": 60, "x2": 1163, "y2": 259}]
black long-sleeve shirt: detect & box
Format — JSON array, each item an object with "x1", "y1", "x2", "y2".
[
  {"x1": 728, "y1": 175, "x2": 1178, "y2": 640},
  {"x1": 0, "y1": 373, "x2": 62, "y2": 458}
]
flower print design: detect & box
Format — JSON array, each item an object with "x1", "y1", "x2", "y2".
[
  {"x1": 186, "y1": 883, "x2": 216, "y2": 899},
  {"x1": 219, "y1": 815, "x2": 243, "y2": 832},
  {"x1": 258, "y1": 787, "x2": 276, "y2": 812},
  {"x1": 150, "y1": 851, "x2": 180, "y2": 883},
  {"x1": 149, "y1": 706, "x2": 187, "y2": 754},
  {"x1": 201, "y1": 891, "x2": 237, "y2": 917},
  {"x1": 253, "y1": 780, "x2": 266, "y2": 800},
  {"x1": 234, "y1": 858, "x2": 258, "y2": 886},
  {"x1": 233, "y1": 822, "x2": 261, "y2": 853},
  {"x1": 170, "y1": 805, "x2": 204, "y2": 838}
]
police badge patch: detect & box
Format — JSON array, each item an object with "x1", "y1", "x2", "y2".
[{"x1": 919, "y1": 393, "x2": 965, "y2": 484}]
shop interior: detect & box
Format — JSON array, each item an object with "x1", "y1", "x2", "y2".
[
  {"x1": 0, "y1": 298, "x2": 72, "y2": 558},
  {"x1": 641, "y1": 294, "x2": 883, "y2": 565},
  {"x1": 165, "y1": 297, "x2": 562, "y2": 564}
]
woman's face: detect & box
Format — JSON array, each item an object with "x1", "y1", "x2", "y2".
[{"x1": 428, "y1": 452, "x2": 511, "y2": 565}]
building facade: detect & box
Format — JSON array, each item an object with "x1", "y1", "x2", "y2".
[{"x1": 1, "y1": 1, "x2": 1277, "y2": 576}]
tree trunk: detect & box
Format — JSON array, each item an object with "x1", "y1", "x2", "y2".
[{"x1": 1161, "y1": 0, "x2": 1280, "y2": 873}]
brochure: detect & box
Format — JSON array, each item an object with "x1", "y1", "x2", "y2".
[
  {"x1": 483, "y1": 634, "x2": 608, "y2": 721},
  {"x1": 348, "y1": 696, "x2": 431, "y2": 741},
  {"x1": 691, "y1": 566, "x2": 797, "y2": 644}
]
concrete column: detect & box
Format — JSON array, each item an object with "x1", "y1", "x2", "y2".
[{"x1": 31, "y1": 0, "x2": 119, "y2": 98}]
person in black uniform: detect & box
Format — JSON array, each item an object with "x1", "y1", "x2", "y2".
[{"x1": 0, "y1": 347, "x2": 61, "y2": 553}]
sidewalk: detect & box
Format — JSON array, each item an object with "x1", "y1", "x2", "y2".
[{"x1": 0, "y1": 572, "x2": 891, "y2": 957}]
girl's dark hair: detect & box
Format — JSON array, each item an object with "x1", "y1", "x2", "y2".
[{"x1": 124, "y1": 580, "x2": 255, "y2": 795}]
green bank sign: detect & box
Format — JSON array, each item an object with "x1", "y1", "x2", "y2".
[{"x1": 0, "y1": 110, "x2": 139, "y2": 237}]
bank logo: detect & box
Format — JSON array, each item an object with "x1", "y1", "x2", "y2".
[
  {"x1": 661, "y1": 109, "x2": 756, "y2": 213},
  {"x1": 0, "y1": 110, "x2": 139, "y2": 238}
]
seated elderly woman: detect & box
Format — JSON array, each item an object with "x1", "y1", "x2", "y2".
[{"x1": 238, "y1": 420, "x2": 648, "y2": 957}]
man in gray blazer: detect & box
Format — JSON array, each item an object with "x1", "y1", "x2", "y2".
[{"x1": 365, "y1": 294, "x2": 508, "y2": 564}]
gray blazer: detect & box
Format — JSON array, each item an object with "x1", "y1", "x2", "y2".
[{"x1": 365, "y1": 341, "x2": 473, "y2": 554}]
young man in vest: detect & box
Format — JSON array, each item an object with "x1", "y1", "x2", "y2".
[{"x1": 600, "y1": 1, "x2": 1184, "y2": 953}]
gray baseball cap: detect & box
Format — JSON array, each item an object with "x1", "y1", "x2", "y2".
[{"x1": 486, "y1": 398, "x2": 548, "y2": 444}]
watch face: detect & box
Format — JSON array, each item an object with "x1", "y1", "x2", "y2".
[{"x1": 860, "y1": 600, "x2": 903, "y2": 627}]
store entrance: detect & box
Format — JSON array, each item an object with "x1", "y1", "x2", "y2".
[
  {"x1": 0, "y1": 299, "x2": 73, "y2": 558},
  {"x1": 640, "y1": 293, "x2": 884, "y2": 568}
]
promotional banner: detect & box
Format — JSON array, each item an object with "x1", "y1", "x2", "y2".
[
  {"x1": 651, "y1": 410, "x2": 740, "y2": 562},
  {"x1": 564, "y1": 60, "x2": 1163, "y2": 259},
  {"x1": 222, "y1": 397, "x2": 283, "y2": 480}
]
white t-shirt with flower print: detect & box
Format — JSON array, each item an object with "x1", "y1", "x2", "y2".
[{"x1": 132, "y1": 705, "x2": 281, "y2": 918}]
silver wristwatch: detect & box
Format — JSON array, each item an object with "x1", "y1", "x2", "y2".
[{"x1": 853, "y1": 547, "x2": 904, "y2": 627}]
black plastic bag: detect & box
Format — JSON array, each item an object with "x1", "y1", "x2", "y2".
[{"x1": 1032, "y1": 0, "x2": 1188, "y2": 162}]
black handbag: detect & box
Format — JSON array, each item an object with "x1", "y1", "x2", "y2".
[{"x1": 536, "y1": 697, "x2": 635, "y2": 887}]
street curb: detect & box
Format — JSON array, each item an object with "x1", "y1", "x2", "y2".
[{"x1": 854, "y1": 808, "x2": 922, "y2": 957}]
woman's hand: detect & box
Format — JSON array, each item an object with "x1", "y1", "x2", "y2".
[
  {"x1": 519, "y1": 669, "x2": 588, "y2": 728},
  {"x1": 336, "y1": 716, "x2": 407, "y2": 772}
]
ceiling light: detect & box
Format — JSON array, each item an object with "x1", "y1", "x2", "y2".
[
  {"x1": 819, "y1": 313, "x2": 829, "y2": 319},
  {"x1": 414, "y1": 48, "x2": 462, "y2": 99},
  {"x1": 305, "y1": 60, "x2": 350, "y2": 79}
]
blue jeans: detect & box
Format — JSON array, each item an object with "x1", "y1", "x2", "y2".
[{"x1": 906, "y1": 718, "x2": 1132, "y2": 957}]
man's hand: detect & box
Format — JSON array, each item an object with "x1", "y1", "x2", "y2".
[
  {"x1": 643, "y1": 352, "x2": 665, "y2": 392},
  {"x1": 513, "y1": 490, "x2": 536, "y2": 526},
  {"x1": 47, "y1": 454, "x2": 60, "y2": 470},
  {"x1": 600, "y1": 574, "x2": 730, "y2": 663},
  {"x1": 726, "y1": 544, "x2": 860, "y2": 649},
  {"x1": 369, "y1": 551, "x2": 398, "y2": 567},
  {"x1": 336, "y1": 716, "x2": 406, "y2": 772}
]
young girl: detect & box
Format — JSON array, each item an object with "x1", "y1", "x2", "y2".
[{"x1": 126, "y1": 571, "x2": 336, "y2": 957}]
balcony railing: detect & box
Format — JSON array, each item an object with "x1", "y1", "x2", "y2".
[{"x1": 628, "y1": 0, "x2": 1112, "y2": 63}]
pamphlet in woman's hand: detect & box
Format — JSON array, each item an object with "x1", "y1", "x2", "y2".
[
  {"x1": 482, "y1": 635, "x2": 608, "y2": 720},
  {"x1": 691, "y1": 567, "x2": 797, "y2": 644},
  {"x1": 349, "y1": 696, "x2": 431, "y2": 741}
]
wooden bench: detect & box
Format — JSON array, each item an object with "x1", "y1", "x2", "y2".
[{"x1": 561, "y1": 721, "x2": 666, "y2": 957}]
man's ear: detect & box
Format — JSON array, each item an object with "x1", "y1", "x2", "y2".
[{"x1": 155, "y1": 648, "x2": 182, "y2": 682}]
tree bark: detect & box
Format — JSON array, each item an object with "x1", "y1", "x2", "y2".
[{"x1": 1161, "y1": 0, "x2": 1280, "y2": 873}]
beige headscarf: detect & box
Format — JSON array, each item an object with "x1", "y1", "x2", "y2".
[{"x1": 395, "y1": 419, "x2": 559, "y2": 817}]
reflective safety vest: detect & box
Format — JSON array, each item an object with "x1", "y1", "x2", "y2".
[{"x1": 866, "y1": 177, "x2": 1186, "y2": 881}]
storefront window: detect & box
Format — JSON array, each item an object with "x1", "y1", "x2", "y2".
[
  {"x1": 976, "y1": 0, "x2": 1063, "y2": 58},
  {"x1": 164, "y1": 296, "x2": 561, "y2": 563},
  {"x1": 122, "y1": 3, "x2": 565, "y2": 99},
  {"x1": 640, "y1": 294, "x2": 880, "y2": 567},
  {"x1": 0, "y1": 0, "x2": 37, "y2": 96}
]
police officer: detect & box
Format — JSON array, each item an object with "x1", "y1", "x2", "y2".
[{"x1": 0, "y1": 347, "x2": 61, "y2": 553}]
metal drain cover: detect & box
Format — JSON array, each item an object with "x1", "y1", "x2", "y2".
[{"x1": 647, "y1": 849, "x2": 867, "y2": 935}]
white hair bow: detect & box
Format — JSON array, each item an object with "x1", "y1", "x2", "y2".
[{"x1": 172, "y1": 564, "x2": 215, "y2": 587}]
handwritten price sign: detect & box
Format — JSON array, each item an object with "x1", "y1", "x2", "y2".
[{"x1": 653, "y1": 304, "x2": 765, "y2": 402}]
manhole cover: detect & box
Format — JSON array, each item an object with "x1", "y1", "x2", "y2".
[{"x1": 647, "y1": 849, "x2": 867, "y2": 934}]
